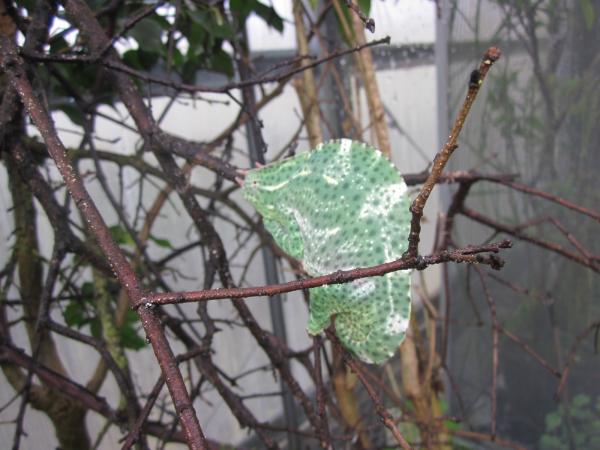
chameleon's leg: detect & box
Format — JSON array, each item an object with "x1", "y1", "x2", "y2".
[
  {"x1": 306, "y1": 285, "x2": 344, "y2": 335},
  {"x1": 336, "y1": 273, "x2": 412, "y2": 364},
  {"x1": 262, "y1": 215, "x2": 304, "y2": 260}
]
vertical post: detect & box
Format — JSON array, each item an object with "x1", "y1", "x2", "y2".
[
  {"x1": 237, "y1": 33, "x2": 300, "y2": 449},
  {"x1": 435, "y1": 0, "x2": 452, "y2": 411}
]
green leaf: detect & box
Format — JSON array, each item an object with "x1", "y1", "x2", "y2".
[
  {"x1": 333, "y1": 0, "x2": 372, "y2": 42},
  {"x1": 398, "y1": 421, "x2": 420, "y2": 443},
  {"x1": 206, "y1": 48, "x2": 234, "y2": 77},
  {"x1": 189, "y1": 9, "x2": 235, "y2": 41},
  {"x1": 81, "y1": 281, "x2": 95, "y2": 302},
  {"x1": 129, "y1": 16, "x2": 164, "y2": 52},
  {"x1": 186, "y1": 19, "x2": 207, "y2": 49},
  {"x1": 540, "y1": 435, "x2": 564, "y2": 449},
  {"x1": 230, "y1": 0, "x2": 283, "y2": 32},
  {"x1": 438, "y1": 398, "x2": 449, "y2": 414},
  {"x1": 137, "y1": 49, "x2": 160, "y2": 71},
  {"x1": 230, "y1": 0, "x2": 254, "y2": 22},
  {"x1": 120, "y1": 323, "x2": 147, "y2": 350},
  {"x1": 122, "y1": 48, "x2": 160, "y2": 71},
  {"x1": 358, "y1": 0, "x2": 372, "y2": 16},
  {"x1": 251, "y1": 1, "x2": 284, "y2": 32},
  {"x1": 55, "y1": 102, "x2": 85, "y2": 127},
  {"x1": 573, "y1": 393, "x2": 591, "y2": 408},
  {"x1": 545, "y1": 411, "x2": 562, "y2": 431},
  {"x1": 581, "y1": 0, "x2": 595, "y2": 30},
  {"x1": 123, "y1": 49, "x2": 143, "y2": 70},
  {"x1": 64, "y1": 302, "x2": 87, "y2": 327},
  {"x1": 49, "y1": 36, "x2": 69, "y2": 54},
  {"x1": 444, "y1": 419, "x2": 461, "y2": 431},
  {"x1": 149, "y1": 235, "x2": 173, "y2": 248},
  {"x1": 121, "y1": 310, "x2": 146, "y2": 350},
  {"x1": 109, "y1": 224, "x2": 135, "y2": 247},
  {"x1": 90, "y1": 317, "x2": 102, "y2": 339}
]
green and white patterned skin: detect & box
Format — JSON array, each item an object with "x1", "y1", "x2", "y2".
[{"x1": 242, "y1": 139, "x2": 412, "y2": 364}]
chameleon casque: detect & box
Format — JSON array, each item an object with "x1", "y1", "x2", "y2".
[{"x1": 242, "y1": 139, "x2": 412, "y2": 364}]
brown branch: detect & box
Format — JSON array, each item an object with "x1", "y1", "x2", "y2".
[
  {"x1": 144, "y1": 240, "x2": 511, "y2": 307},
  {"x1": 120, "y1": 376, "x2": 165, "y2": 450},
  {"x1": 0, "y1": 343, "x2": 116, "y2": 420},
  {"x1": 499, "y1": 326, "x2": 561, "y2": 378},
  {"x1": 488, "y1": 179, "x2": 600, "y2": 223},
  {"x1": 61, "y1": 0, "x2": 322, "y2": 436},
  {"x1": 96, "y1": 1, "x2": 165, "y2": 58},
  {"x1": 451, "y1": 429, "x2": 528, "y2": 450},
  {"x1": 326, "y1": 330, "x2": 413, "y2": 450},
  {"x1": 344, "y1": 0, "x2": 375, "y2": 32},
  {"x1": 0, "y1": 35, "x2": 208, "y2": 450},
  {"x1": 406, "y1": 46, "x2": 502, "y2": 257},
  {"x1": 350, "y1": 4, "x2": 390, "y2": 155},
  {"x1": 22, "y1": 35, "x2": 391, "y2": 94},
  {"x1": 461, "y1": 206, "x2": 600, "y2": 273},
  {"x1": 555, "y1": 319, "x2": 600, "y2": 399},
  {"x1": 312, "y1": 336, "x2": 332, "y2": 450},
  {"x1": 475, "y1": 268, "x2": 499, "y2": 438}
]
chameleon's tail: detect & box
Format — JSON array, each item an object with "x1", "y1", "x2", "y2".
[
  {"x1": 336, "y1": 306, "x2": 411, "y2": 364},
  {"x1": 307, "y1": 273, "x2": 412, "y2": 364}
]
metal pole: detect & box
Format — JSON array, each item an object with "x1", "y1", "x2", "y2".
[{"x1": 237, "y1": 38, "x2": 300, "y2": 450}]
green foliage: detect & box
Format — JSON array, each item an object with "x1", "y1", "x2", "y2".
[
  {"x1": 580, "y1": 0, "x2": 596, "y2": 30},
  {"x1": 109, "y1": 224, "x2": 135, "y2": 248},
  {"x1": 230, "y1": 0, "x2": 284, "y2": 32},
  {"x1": 333, "y1": 0, "x2": 372, "y2": 43},
  {"x1": 539, "y1": 394, "x2": 600, "y2": 449},
  {"x1": 16, "y1": 1, "x2": 285, "y2": 117},
  {"x1": 120, "y1": 310, "x2": 148, "y2": 350},
  {"x1": 63, "y1": 281, "x2": 146, "y2": 351},
  {"x1": 149, "y1": 234, "x2": 173, "y2": 249}
]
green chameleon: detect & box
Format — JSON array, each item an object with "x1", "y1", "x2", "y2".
[{"x1": 242, "y1": 139, "x2": 412, "y2": 364}]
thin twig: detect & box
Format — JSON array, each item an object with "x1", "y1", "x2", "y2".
[
  {"x1": 475, "y1": 268, "x2": 499, "y2": 438},
  {"x1": 406, "y1": 47, "x2": 502, "y2": 257},
  {"x1": 22, "y1": 36, "x2": 391, "y2": 94},
  {"x1": 344, "y1": 0, "x2": 375, "y2": 32},
  {"x1": 326, "y1": 331, "x2": 413, "y2": 450},
  {"x1": 144, "y1": 240, "x2": 512, "y2": 307}
]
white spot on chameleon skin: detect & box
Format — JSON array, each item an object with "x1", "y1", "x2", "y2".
[
  {"x1": 359, "y1": 182, "x2": 407, "y2": 218},
  {"x1": 323, "y1": 174, "x2": 339, "y2": 185},
  {"x1": 260, "y1": 180, "x2": 290, "y2": 192},
  {"x1": 352, "y1": 279, "x2": 376, "y2": 297},
  {"x1": 258, "y1": 168, "x2": 311, "y2": 192},
  {"x1": 324, "y1": 227, "x2": 341, "y2": 237},
  {"x1": 384, "y1": 312, "x2": 409, "y2": 335},
  {"x1": 357, "y1": 352, "x2": 374, "y2": 365},
  {"x1": 340, "y1": 138, "x2": 352, "y2": 153}
]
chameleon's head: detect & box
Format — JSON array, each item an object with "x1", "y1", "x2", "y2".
[
  {"x1": 241, "y1": 170, "x2": 261, "y2": 205},
  {"x1": 242, "y1": 166, "x2": 288, "y2": 222}
]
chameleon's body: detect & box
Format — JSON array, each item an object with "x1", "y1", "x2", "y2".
[{"x1": 242, "y1": 139, "x2": 412, "y2": 364}]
